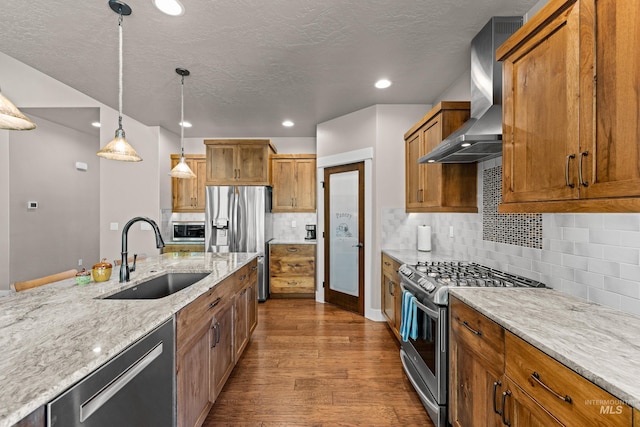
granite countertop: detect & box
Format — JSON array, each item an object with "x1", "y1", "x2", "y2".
[
  {"x1": 382, "y1": 248, "x2": 455, "y2": 265},
  {"x1": 449, "y1": 288, "x2": 640, "y2": 411},
  {"x1": 269, "y1": 239, "x2": 317, "y2": 245},
  {"x1": 0, "y1": 252, "x2": 258, "y2": 427}
]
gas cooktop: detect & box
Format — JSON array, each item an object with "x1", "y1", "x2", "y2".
[{"x1": 399, "y1": 261, "x2": 545, "y2": 306}]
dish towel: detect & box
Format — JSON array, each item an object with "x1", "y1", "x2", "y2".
[{"x1": 400, "y1": 290, "x2": 418, "y2": 342}]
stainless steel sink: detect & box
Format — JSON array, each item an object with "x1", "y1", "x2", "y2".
[{"x1": 104, "y1": 272, "x2": 209, "y2": 299}]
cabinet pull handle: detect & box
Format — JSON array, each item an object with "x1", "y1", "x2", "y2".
[
  {"x1": 565, "y1": 154, "x2": 575, "y2": 188},
  {"x1": 250, "y1": 266, "x2": 258, "y2": 271},
  {"x1": 501, "y1": 390, "x2": 512, "y2": 426},
  {"x1": 493, "y1": 381, "x2": 503, "y2": 415},
  {"x1": 578, "y1": 151, "x2": 589, "y2": 187},
  {"x1": 210, "y1": 322, "x2": 218, "y2": 348},
  {"x1": 208, "y1": 297, "x2": 222, "y2": 309},
  {"x1": 291, "y1": 197, "x2": 294, "y2": 207},
  {"x1": 458, "y1": 319, "x2": 482, "y2": 336},
  {"x1": 287, "y1": 263, "x2": 301, "y2": 268},
  {"x1": 287, "y1": 247, "x2": 299, "y2": 253},
  {"x1": 389, "y1": 280, "x2": 395, "y2": 296},
  {"x1": 216, "y1": 322, "x2": 221, "y2": 344},
  {"x1": 239, "y1": 274, "x2": 247, "y2": 282},
  {"x1": 531, "y1": 372, "x2": 572, "y2": 403},
  {"x1": 287, "y1": 281, "x2": 298, "y2": 285},
  {"x1": 384, "y1": 261, "x2": 391, "y2": 266}
]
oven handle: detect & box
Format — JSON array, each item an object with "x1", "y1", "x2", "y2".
[
  {"x1": 400, "y1": 282, "x2": 440, "y2": 320},
  {"x1": 400, "y1": 348, "x2": 441, "y2": 415}
]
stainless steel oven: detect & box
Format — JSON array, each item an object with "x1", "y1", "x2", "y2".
[
  {"x1": 172, "y1": 221, "x2": 205, "y2": 241},
  {"x1": 398, "y1": 261, "x2": 545, "y2": 427},
  {"x1": 399, "y1": 281, "x2": 448, "y2": 426}
]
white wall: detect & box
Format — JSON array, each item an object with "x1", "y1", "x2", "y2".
[
  {"x1": 316, "y1": 104, "x2": 429, "y2": 320},
  {"x1": 159, "y1": 127, "x2": 180, "y2": 210},
  {"x1": 0, "y1": 51, "x2": 167, "y2": 289},
  {"x1": 9, "y1": 115, "x2": 100, "y2": 282}
]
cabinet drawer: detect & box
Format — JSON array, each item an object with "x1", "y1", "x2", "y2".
[
  {"x1": 270, "y1": 257, "x2": 314, "y2": 275},
  {"x1": 270, "y1": 244, "x2": 315, "y2": 258},
  {"x1": 381, "y1": 254, "x2": 400, "y2": 277},
  {"x1": 270, "y1": 276, "x2": 315, "y2": 293},
  {"x1": 450, "y1": 297, "x2": 504, "y2": 368},
  {"x1": 505, "y1": 331, "x2": 632, "y2": 426},
  {"x1": 176, "y1": 280, "x2": 233, "y2": 346}
]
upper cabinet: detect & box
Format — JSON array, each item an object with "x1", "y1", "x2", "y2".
[
  {"x1": 271, "y1": 154, "x2": 317, "y2": 212},
  {"x1": 171, "y1": 154, "x2": 207, "y2": 212},
  {"x1": 498, "y1": 0, "x2": 640, "y2": 212},
  {"x1": 404, "y1": 102, "x2": 478, "y2": 213},
  {"x1": 204, "y1": 139, "x2": 277, "y2": 186}
]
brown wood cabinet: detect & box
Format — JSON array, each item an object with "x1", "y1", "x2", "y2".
[
  {"x1": 381, "y1": 253, "x2": 402, "y2": 341},
  {"x1": 449, "y1": 297, "x2": 505, "y2": 427},
  {"x1": 171, "y1": 154, "x2": 207, "y2": 212},
  {"x1": 449, "y1": 296, "x2": 634, "y2": 426},
  {"x1": 269, "y1": 243, "x2": 315, "y2": 298},
  {"x1": 498, "y1": 0, "x2": 640, "y2": 212},
  {"x1": 176, "y1": 258, "x2": 258, "y2": 427},
  {"x1": 404, "y1": 102, "x2": 477, "y2": 213},
  {"x1": 271, "y1": 154, "x2": 317, "y2": 212},
  {"x1": 204, "y1": 139, "x2": 276, "y2": 186},
  {"x1": 161, "y1": 244, "x2": 205, "y2": 254}
]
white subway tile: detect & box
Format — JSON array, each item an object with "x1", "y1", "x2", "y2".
[
  {"x1": 531, "y1": 260, "x2": 552, "y2": 277},
  {"x1": 573, "y1": 242, "x2": 603, "y2": 259},
  {"x1": 549, "y1": 239, "x2": 574, "y2": 254},
  {"x1": 603, "y1": 214, "x2": 640, "y2": 231},
  {"x1": 522, "y1": 247, "x2": 542, "y2": 261},
  {"x1": 574, "y1": 214, "x2": 603, "y2": 229},
  {"x1": 561, "y1": 280, "x2": 588, "y2": 300},
  {"x1": 603, "y1": 276, "x2": 640, "y2": 299},
  {"x1": 603, "y1": 246, "x2": 639, "y2": 265},
  {"x1": 620, "y1": 295, "x2": 640, "y2": 317},
  {"x1": 508, "y1": 266, "x2": 540, "y2": 281},
  {"x1": 550, "y1": 214, "x2": 575, "y2": 227},
  {"x1": 620, "y1": 264, "x2": 640, "y2": 282},
  {"x1": 551, "y1": 265, "x2": 574, "y2": 281},
  {"x1": 588, "y1": 259, "x2": 620, "y2": 277},
  {"x1": 562, "y1": 254, "x2": 588, "y2": 270},
  {"x1": 541, "y1": 250, "x2": 562, "y2": 266},
  {"x1": 562, "y1": 227, "x2": 590, "y2": 242},
  {"x1": 588, "y1": 287, "x2": 622, "y2": 310},
  {"x1": 620, "y1": 231, "x2": 640, "y2": 249},
  {"x1": 590, "y1": 229, "x2": 621, "y2": 245},
  {"x1": 574, "y1": 269, "x2": 604, "y2": 288}
]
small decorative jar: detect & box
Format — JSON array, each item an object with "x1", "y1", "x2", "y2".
[
  {"x1": 75, "y1": 268, "x2": 92, "y2": 285},
  {"x1": 92, "y1": 259, "x2": 113, "y2": 282}
]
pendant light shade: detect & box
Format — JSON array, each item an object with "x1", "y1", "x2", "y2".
[
  {"x1": 97, "y1": 0, "x2": 141, "y2": 162},
  {"x1": 169, "y1": 67, "x2": 196, "y2": 179},
  {"x1": 0, "y1": 88, "x2": 36, "y2": 130}
]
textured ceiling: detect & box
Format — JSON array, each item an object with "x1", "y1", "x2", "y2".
[{"x1": 0, "y1": 0, "x2": 539, "y2": 138}]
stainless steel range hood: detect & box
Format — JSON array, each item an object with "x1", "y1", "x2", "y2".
[{"x1": 419, "y1": 16, "x2": 523, "y2": 164}]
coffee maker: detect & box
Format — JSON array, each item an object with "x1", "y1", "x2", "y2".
[{"x1": 305, "y1": 224, "x2": 316, "y2": 240}]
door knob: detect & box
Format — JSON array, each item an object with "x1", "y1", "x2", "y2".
[{"x1": 352, "y1": 243, "x2": 363, "y2": 248}]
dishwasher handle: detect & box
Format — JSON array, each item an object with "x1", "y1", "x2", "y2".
[{"x1": 80, "y1": 342, "x2": 164, "y2": 422}]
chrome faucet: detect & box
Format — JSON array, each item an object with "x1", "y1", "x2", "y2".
[{"x1": 120, "y1": 216, "x2": 165, "y2": 283}]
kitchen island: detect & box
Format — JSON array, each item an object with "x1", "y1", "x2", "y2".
[{"x1": 0, "y1": 252, "x2": 258, "y2": 427}]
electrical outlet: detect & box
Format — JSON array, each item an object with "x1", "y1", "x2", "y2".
[
  {"x1": 78, "y1": 259, "x2": 83, "y2": 266},
  {"x1": 291, "y1": 220, "x2": 297, "y2": 228},
  {"x1": 449, "y1": 226, "x2": 454, "y2": 238},
  {"x1": 110, "y1": 222, "x2": 119, "y2": 231}
]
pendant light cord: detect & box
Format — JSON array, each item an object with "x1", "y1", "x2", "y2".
[
  {"x1": 180, "y1": 75, "x2": 185, "y2": 156},
  {"x1": 118, "y1": 13, "x2": 124, "y2": 128}
]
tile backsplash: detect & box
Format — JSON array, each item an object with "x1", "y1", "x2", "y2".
[
  {"x1": 382, "y1": 158, "x2": 640, "y2": 317},
  {"x1": 273, "y1": 213, "x2": 317, "y2": 241}
]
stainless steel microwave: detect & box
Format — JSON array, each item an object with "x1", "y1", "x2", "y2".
[{"x1": 172, "y1": 221, "x2": 205, "y2": 241}]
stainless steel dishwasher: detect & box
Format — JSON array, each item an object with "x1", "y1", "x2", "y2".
[{"x1": 47, "y1": 318, "x2": 175, "y2": 426}]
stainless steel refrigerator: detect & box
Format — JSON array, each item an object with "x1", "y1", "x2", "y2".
[{"x1": 205, "y1": 186, "x2": 273, "y2": 301}]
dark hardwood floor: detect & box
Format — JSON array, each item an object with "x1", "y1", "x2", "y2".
[{"x1": 203, "y1": 298, "x2": 434, "y2": 426}]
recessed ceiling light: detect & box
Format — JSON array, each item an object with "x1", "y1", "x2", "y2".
[
  {"x1": 91, "y1": 122, "x2": 101, "y2": 128},
  {"x1": 153, "y1": 0, "x2": 185, "y2": 16},
  {"x1": 375, "y1": 79, "x2": 392, "y2": 89},
  {"x1": 427, "y1": 159, "x2": 435, "y2": 163},
  {"x1": 282, "y1": 120, "x2": 294, "y2": 127},
  {"x1": 179, "y1": 121, "x2": 192, "y2": 128},
  {"x1": 461, "y1": 142, "x2": 471, "y2": 147}
]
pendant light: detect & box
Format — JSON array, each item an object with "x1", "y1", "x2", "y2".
[
  {"x1": 97, "y1": 0, "x2": 142, "y2": 162},
  {"x1": 0, "y1": 87, "x2": 36, "y2": 130},
  {"x1": 169, "y1": 68, "x2": 196, "y2": 179}
]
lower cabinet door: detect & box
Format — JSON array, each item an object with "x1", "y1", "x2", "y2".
[
  {"x1": 177, "y1": 320, "x2": 211, "y2": 427},
  {"x1": 234, "y1": 287, "x2": 250, "y2": 360},
  {"x1": 210, "y1": 300, "x2": 234, "y2": 402},
  {"x1": 502, "y1": 378, "x2": 563, "y2": 427}
]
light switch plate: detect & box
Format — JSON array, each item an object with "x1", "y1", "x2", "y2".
[{"x1": 110, "y1": 222, "x2": 119, "y2": 231}]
